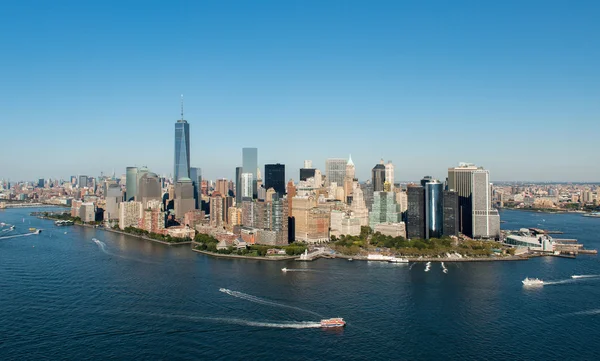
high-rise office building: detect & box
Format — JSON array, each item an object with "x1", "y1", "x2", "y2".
[
  {"x1": 425, "y1": 180, "x2": 443, "y2": 239},
  {"x1": 264, "y1": 163, "x2": 285, "y2": 197},
  {"x1": 407, "y1": 184, "x2": 425, "y2": 239},
  {"x1": 443, "y1": 190, "x2": 459, "y2": 236},
  {"x1": 136, "y1": 166, "x2": 149, "y2": 198},
  {"x1": 372, "y1": 160, "x2": 386, "y2": 192},
  {"x1": 37, "y1": 179, "x2": 44, "y2": 188},
  {"x1": 350, "y1": 184, "x2": 369, "y2": 226},
  {"x1": 138, "y1": 172, "x2": 162, "y2": 209},
  {"x1": 190, "y1": 167, "x2": 202, "y2": 209},
  {"x1": 472, "y1": 169, "x2": 500, "y2": 239},
  {"x1": 447, "y1": 163, "x2": 479, "y2": 237},
  {"x1": 368, "y1": 192, "x2": 401, "y2": 229},
  {"x1": 241, "y1": 173, "x2": 253, "y2": 199},
  {"x1": 235, "y1": 167, "x2": 243, "y2": 206},
  {"x1": 174, "y1": 178, "x2": 195, "y2": 218},
  {"x1": 325, "y1": 158, "x2": 346, "y2": 187},
  {"x1": 79, "y1": 175, "x2": 88, "y2": 188},
  {"x1": 344, "y1": 155, "x2": 356, "y2": 202},
  {"x1": 174, "y1": 99, "x2": 190, "y2": 182},
  {"x1": 421, "y1": 176, "x2": 433, "y2": 188},
  {"x1": 385, "y1": 161, "x2": 395, "y2": 191},
  {"x1": 126, "y1": 167, "x2": 138, "y2": 201},
  {"x1": 300, "y1": 168, "x2": 316, "y2": 181},
  {"x1": 242, "y1": 148, "x2": 258, "y2": 198},
  {"x1": 361, "y1": 181, "x2": 374, "y2": 211},
  {"x1": 105, "y1": 183, "x2": 122, "y2": 220}
]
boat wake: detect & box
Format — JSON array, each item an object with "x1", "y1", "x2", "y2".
[
  {"x1": 93, "y1": 239, "x2": 109, "y2": 254},
  {"x1": 282, "y1": 268, "x2": 312, "y2": 272},
  {"x1": 208, "y1": 317, "x2": 321, "y2": 329},
  {"x1": 219, "y1": 288, "x2": 322, "y2": 317},
  {"x1": 441, "y1": 262, "x2": 448, "y2": 274},
  {"x1": 424, "y1": 261, "x2": 431, "y2": 272},
  {"x1": 92, "y1": 239, "x2": 156, "y2": 264},
  {"x1": 0, "y1": 232, "x2": 37, "y2": 240},
  {"x1": 571, "y1": 274, "x2": 600, "y2": 279}
]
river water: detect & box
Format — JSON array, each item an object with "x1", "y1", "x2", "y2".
[{"x1": 1, "y1": 208, "x2": 599, "y2": 360}]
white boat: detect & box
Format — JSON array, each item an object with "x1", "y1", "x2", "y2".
[
  {"x1": 281, "y1": 268, "x2": 288, "y2": 272},
  {"x1": 367, "y1": 254, "x2": 392, "y2": 261},
  {"x1": 388, "y1": 257, "x2": 408, "y2": 263},
  {"x1": 348, "y1": 258, "x2": 353, "y2": 261},
  {"x1": 522, "y1": 277, "x2": 544, "y2": 286}
]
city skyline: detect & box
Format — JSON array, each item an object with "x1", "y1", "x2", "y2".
[{"x1": 1, "y1": 1, "x2": 599, "y2": 182}]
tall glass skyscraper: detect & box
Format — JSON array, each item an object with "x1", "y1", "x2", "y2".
[
  {"x1": 265, "y1": 163, "x2": 285, "y2": 197},
  {"x1": 425, "y1": 180, "x2": 443, "y2": 239},
  {"x1": 174, "y1": 119, "x2": 190, "y2": 182},
  {"x1": 190, "y1": 167, "x2": 202, "y2": 209},
  {"x1": 125, "y1": 167, "x2": 138, "y2": 201},
  {"x1": 242, "y1": 148, "x2": 258, "y2": 198}
]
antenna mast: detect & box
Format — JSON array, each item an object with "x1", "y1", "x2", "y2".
[{"x1": 180, "y1": 94, "x2": 184, "y2": 121}]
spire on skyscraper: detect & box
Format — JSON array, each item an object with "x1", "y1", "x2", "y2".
[
  {"x1": 347, "y1": 154, "x2": 354, "y2": 166},
  {"x1": 180, "y1": 94, "x2": 184, "y2": 122}
]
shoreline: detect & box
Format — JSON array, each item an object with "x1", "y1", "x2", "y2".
[
  {"x1": 320, "y1": 253, "x2": 529, "y2": 262},
  {"x1": 192, "y1": 247, "x2": 299, "y2": 261},
  {"x1": 36, "y1": 216, "x2": 191, "y2": 246}
]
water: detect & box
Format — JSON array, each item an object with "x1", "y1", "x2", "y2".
[{"x1": 1, "y1": 208, "x2": 599, "y2": 360}]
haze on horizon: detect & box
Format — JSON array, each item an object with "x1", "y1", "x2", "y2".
[{"x1": 1, "y1": 1, "x2": 598, "y2": 183}]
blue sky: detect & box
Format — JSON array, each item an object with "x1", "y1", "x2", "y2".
[{"x1": 1, "y1": 0, "x2": 599, "y2": 182}]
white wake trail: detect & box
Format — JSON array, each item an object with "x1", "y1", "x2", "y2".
[
  {"x1": 0, "y1": 232, "x2": 36, "y2": 240},
  {"x1": 571, "y1": 274, "x2": 600, "y2": 279},
  {"x1": 219, "y1": 288, "x2": 322, "y2": 317}
]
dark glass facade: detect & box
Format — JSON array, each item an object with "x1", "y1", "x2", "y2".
[
  {"x1": 443, "y1": 190, "x2": 459, "y2": 236},
  {"x1": 371, "y1": 164, "x2": 386, "y2": 192},
  {"x1": 407, "y1": 185, "x2": 425, "y2": 239},
  {"x1": 299, "y1": 168, "x2": 316, "y2": 181},
  {"x1": 264, "y1": 163, "x2": 286, "y2": 197},
  {"x1": 190, "y1": 167, "x2": 202, "y2": 209},
  {"x1": 425, "y1": 181, "x2": 443, "y2": 239},
  {"x1": 235, "y1": 167, "x2": 243, "y2": 207},
  {"x1": 174, "y1": 120, "x2": 190, "y2": 181}
]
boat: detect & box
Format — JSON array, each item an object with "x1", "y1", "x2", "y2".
[
  {"x1": 29, "y1": 227, "x2": 36, "y2": 232},
  {"x1": 582, "y1": 212, "x2": 600, "y2": 218},
  {"x1": 320, "y1": 318, "x2": 346, "y2": 328},
  {"x1": 522, "y1": 277, "x2": 544, "y2": 286},
  {"x1": 348, "y1": 258, "x2": 353, "y2": 261},
  {"x1": 281, "y1": 268, "x2": 288, "y2": 272},
  {"x1": 388, "y1": 257, "x2": 408, "y2": 263},
  {"x1": 367, "y1": 254, "x2": 392, "y2": 261}
]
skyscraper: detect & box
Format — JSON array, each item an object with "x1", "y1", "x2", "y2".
[
  {"x1": 407, "y1": 184, "x2": 425, "y2": 239},
  {"x1": 425, "y1": 180, "x2": 443, "y2": 239},
  {"x1": 190, "y1": 167, "x2": 202, "y2": 209},
  {"x1": 174, "y1": 97, "x2": 190, "y2": 182},
  {"x1": 138, "y1": 172, "x2": 162, "y2": 209},
  {"x1": 126, "y1": 167, "x2": 138, "y2": 201},
  {"x1": 344, "y1": 155, "x2": 356, "y2": 202},
  {"x1": 472, "y1": 169, "x2": 500, "y2": 239},
  {"x1": 242, "y1": 147, "x2": 258, "y2": 198},
  {"x1": 300, "y1": 160, "x2": 314, "y2": 181},
  {"x1": 241, "y1": 173, "x2": 253, "y2": 199},
  {"x1": 385, "y1": 161, "x2": 395, "y2": 191},
  {"x1": 325, "y1": 158, "x2": 346, "y2": 187},
  {"x1": 443, "y1": 190, "x2": 459, "y2": 236},
  {"x1": 447, "y1": 163, "x2": 478, "y2": 237},
  {"x1": 79, "y1": 175, "x2": 88, "y2": 188},
  {"x1": 372, "y1": 160, "x2": 386, "y2": 192},
  {"x1": 368, "y1": 191, "x2": 401, "y2": 229},
  {"x1": 235, "y1": 167, "x2": 243, "y2": 206},
  {"x1": 264, "y1": 163, "x2": 286, "y2": 197},
  {"x1": 174, "y1": 178, "x2": 195, "y2": 218}
]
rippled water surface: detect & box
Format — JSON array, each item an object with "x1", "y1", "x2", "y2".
[{"x1": 1, "y1": 208, "x2": 599, "y2": 360}]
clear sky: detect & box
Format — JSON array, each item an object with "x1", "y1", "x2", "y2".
[{"x1": 1, "y1": 0, "x2": 599, "y2": 183}]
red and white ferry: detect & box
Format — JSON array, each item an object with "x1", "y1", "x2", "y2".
[{"x1": 320, "y1": 318, "x2": 346, "y2": 328}]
